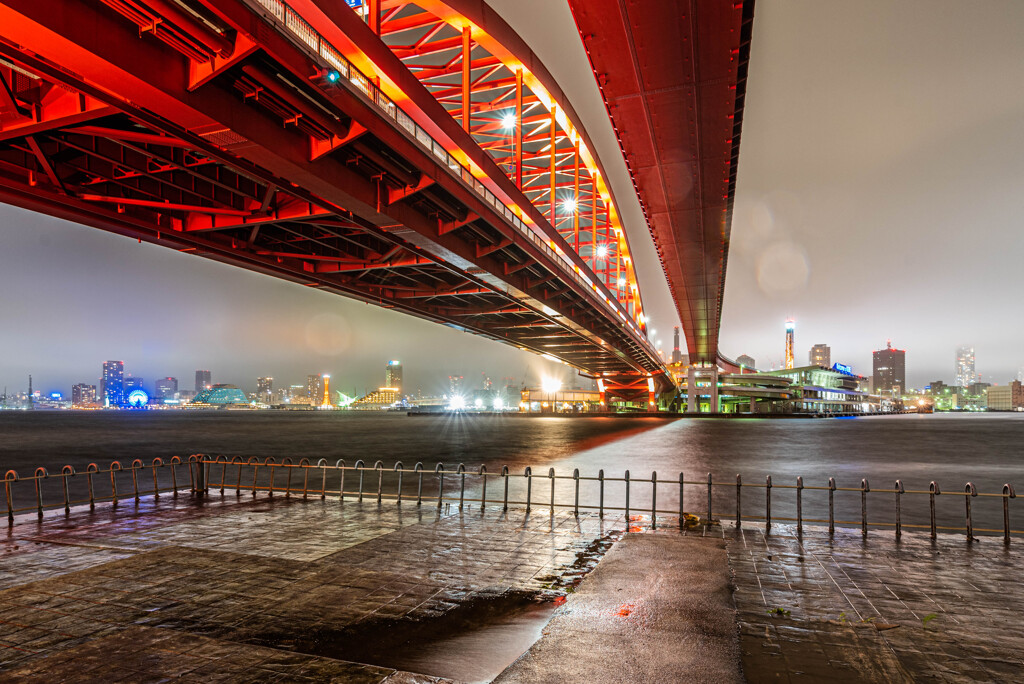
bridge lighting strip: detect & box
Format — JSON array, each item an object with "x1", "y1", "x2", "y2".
[{"x1": 246, "y1": 0, "x2": 652, "y2": 347}]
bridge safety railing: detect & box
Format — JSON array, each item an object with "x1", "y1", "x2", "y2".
[
  {"x1": 8, "y1": 457, "x2": 1022, "y2": 544},
  {"x1": 243, "y1": 0, "x2": 644, "y2": 338}
]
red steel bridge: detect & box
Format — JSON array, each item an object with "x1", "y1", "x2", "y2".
[{"x1": 0, "y1": 0, "x2": 751, "y2": 405}]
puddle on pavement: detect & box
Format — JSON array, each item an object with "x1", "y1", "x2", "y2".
[{"x1": 292, "y1": 591, "x2": 555, "y2": 683}]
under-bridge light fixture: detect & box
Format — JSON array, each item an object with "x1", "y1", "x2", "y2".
[
  {"x1": 501, "y1": 112, "x2": 516, "y2": 129},
  {"x1": 327, "y1": 70, "x2": 341, "y2": 83},
  {"x1": 560, "y1": 197, "x2": 577, "y2": 214},
  {"x1": 596, "y1": 244, "x2": 608, "y2": 258},
  {"x1": 617, "y1": 277, "x2": 626, "y2": 287}
]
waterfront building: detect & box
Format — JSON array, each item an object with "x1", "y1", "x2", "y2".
[
  {"x1": 352, "y1": 387, "x2": 400, "y2": 409},
  {"x1": 71, "y1": 383, "x2": 96, "y2": 407},
  {"x1": 154, "y1": 377, "x2": 177, "y2": 401},
  {"x1": 125, "y1": 376, "x2": 144, "y2": 393},
  {"x1": 784, "y1": 319, "x2": 795, "y2": 369},
  {"x1": 448, "y1": 375, "x2": 464, "y2": 398},
  {"x1": 955, "y1": 346, "x2": 975, "y2": 388},
  {"x1": 736, "y1": 354, "x2": 756, "y2": 371},
  {"x1": 306, "y1": 374, "x2": 324, "y2": 403},
  {"x1": 809, "y1": 344, "x2": 831, "y2": 368},
  {"x1": 102, "y1": 360, "x2": 124, "y2": 407},
  {"x1": 872, "y1": 340, "x2": 905, "y2": 393},
  {"x1": 195, "y1": 370, "x2": 211, "y2": 393},
  {"x1": 987, "y1": 381, "x2": 1024, "y2": 411},
  {"x1": 520, "y1": 387, "x2": 602, "y2": 413},
  {"x1": 385, "y1": 360, "x2": 402, "y2": 393},
  {"x1": 189, "y1": 384, "x2": 249, "y2": 407},
  {"x1": 256, "y1": 376, "x2": 273, "y2": 402},
  {"x1": 761, "y1": 365, "x2": 871, "y2": 414}
]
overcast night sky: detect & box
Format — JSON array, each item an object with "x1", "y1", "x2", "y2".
[{"x1": 1, "y1": 0, "x2": 1022, "y2": 396}]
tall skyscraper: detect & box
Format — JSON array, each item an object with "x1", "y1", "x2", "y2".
[
  {"x1": 155, "y1": 377, "x2": 178, "y2": 400},
  {"x1": 307, "y1": 374, "x2": 324, "y2": 403},
  {"x1": 386, "y1": 360, "x2": 403, "y2": 392},
  {"x1": 784, "y1": 319, "x2": 795, "y2": 369},
  {"x1": 72, "y1": 383, "x2": 96, "y2": 406},
  {"x1": 955, "y1": 346, "x2": 975, "y2": 388},
  {"x1": 102, "y1": 361, "x2": 125, "y2": 407},
  {"x1": 872, "y1": 340, "x2": 906, "y2": 393},
  {"x1": 809, "y1": 344, "x2": 831, "y2": 368},
  {"x1": 195, "y1": 370, "x2": 211, "y2": 393},
  {"x1": 448, "y1": 375, "x2": 464, "y2": 397},
  {"x1": 257, "y1": 377, "x2": 273, "y2": 402},
  {"x1": 321, "y1": 375, "x2": 332, "y2": 408},
  {"x1": 671, "y1": 327, "x2": 682, "y2": 364}
]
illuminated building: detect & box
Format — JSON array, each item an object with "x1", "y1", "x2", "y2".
[
  {"x1": 352, "y1": 387, "x2": 400, "y2": 409},
  {"x1": 448, "y1": 375, "x2": 464, "y2": 397},
  {"x1": 307, "y1": 374, "x2": 324, "y2": 403},
  {"x1": 736, "y1": 354, "x2": 756, "y2": 371},
  {"x1": 809, "y1": 344, "x2": 831, "y2": 368},
  {"x1": 386, "y1": 360, "x2": 403, "y2": 393},
  {"x1": 256, "y1": 377, "x2": 273, "y2": 402},
  {"x1": 155, "y1": 377, "x2": 177, "y2": 400},
  {"x1": 102, "y1": 360, "x2": 124, "y2": 407},
  {"x1": 195, "y1": 370, "x2": 211, "y2": 393},
  {"x1": 189, "y1": 384, "x2": 248, "y2": 406},
  {"x1": 72, "y1": 383, "x2": 96, "y2": 406},
  {"x1": 987, "y1": 381, "x2": 1024, "y2": 411},
  {"x1": 784, "y1": 320, "x2": 795, "y2": 369},
  {"x1": 872, "y1": 340, "x2": 906, "y2": 393},
  {"x1": 125, "y1": 376, "x2": 144, "y2": 393},
  {"x1": 671, "y1": 327, "x2": 683, "y2": 365},
  {"x1": 955, "y1": 346, "x2": 975, "y2": 388},
  {"x1": 321, "y1": 375, "x2": 333, "y2": 408}
]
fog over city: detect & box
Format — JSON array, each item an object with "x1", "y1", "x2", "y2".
[{"x1": 1, "y1": 0, "x2": 1022, "y2": 395}]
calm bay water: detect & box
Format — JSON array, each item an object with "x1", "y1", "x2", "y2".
[{"x1": 2, "y1": 411, "x2": 1023, "y2": 534}]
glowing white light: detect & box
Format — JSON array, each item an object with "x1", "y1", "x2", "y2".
[
  {"x1": 617, "y1": 277, "x2": 626, "y2": 287},
  {"x1": 541, "y1": 377, "x2": 562, "y2": 394},
  {"x1": 561, "y1": 197, "x2": 577, "y2": 214},
  {"x1": 493, "y1": 397, "x2": 504, "y2": 409},
  {"x1": 474, "y1": 398, "x2": 484, "y2": 408},
  {"x1": 449, "y1": 395, "x2": 466, "y2": 410},
  {"x1": 502, "y1": 112, "x2": 516, "y2": 129},
  {"x1": 596, "y1": 245, "x2": 608, "y2": 258}
]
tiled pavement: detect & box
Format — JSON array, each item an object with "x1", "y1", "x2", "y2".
[
  {"x1": 0, "y1": 495, "x2": 624, "y2": 682},
  {"x1": 727, "y1": 524, "x2": 1024, "y2": 682}
]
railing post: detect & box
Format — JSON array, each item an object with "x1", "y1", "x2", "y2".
[
  {"x1": 651, "y1": 471, "x2": 657, "y2": 529},
  {"x1": 131, "y1": 460, "x2": 142, "y2": 502},
  {"x1": 435, "y1": 463, "x2": 445, "y2": 509},
  {"x1": 376, "y1": 461, "x2": 385, "y2": 505},
  {"x1": 355, "y1": 460, "x2": 365, "y2": 502},
  {"x1": 86, "y1": 464, "x2": 98, "y2": 509},
  {"x1": 678, "y1": 472, "x2": 684, "y2": 528},
  {"x1": 828, "y1": 477, "x2": 836, "y2": 536},
  {"x1": 220, "y1": 457, "x2": 228, "y2": 496},
  {"x1": 110, "y1": 461, "x2": 123, "y2": 507},
  {"x1": 965, "y1": 482, "x2": 977, "y2": 542},
  {"x1": 459, "y1": 464, "x2": 467, "y2": 510},
  {"x1": 195, "y1": 455, "x2": 206, "y2": 496},
  {"x1": 299, "y1": 458, "x2": 310, "y2": 498},
  {"x1": 317, "y1": 458, "x2": 327, "y2": 499},
  {"x1": 929, "y1": 481, "x2": 940, "y2": 540},
  {"x1": 61, "y1": 466, "x2": 75, "y2": 514},
  {"x1": 250, "y1": 457, "x2": 260, "y2": 497},
  {"x1": 501, "y1": 465, "x2": 509, "y2": 511},
  {"x1": 1003, "y1": 484, "x2": 1015, "y2": 545},
  {"x1": 706, "y1": 472, "x2": 712, "y2": 522},
  {"x1": 735, "y1": 474, "x2": 742, "y2": 528},
  {"x1": 5, "y1": 471, "x2": 19, "y2": 524},
  {"x1": 170, "y1": 456, "x2": 181, "y2": 497},
  {"x1": 572, "y1": 468, "x2": 580, "y2": 517},
  {"x1": 765, "y1": 475, "x2": 772, "y2": 534},
  {"x1": 479, "y1": 466, "x2": 487, "y2": 510},
  {"x1": 894, "y1": 480, "x2": 904, "y2": 539},
  {"x1": 394, "y1": 462, "x2": 405, "y2": 504},
  {"x1": 796, "y1": 476, "x2": 804, "y2": 535},
  {"x1": 415, "y1": 462, "x2": 424, "y2": 506},
  {"x1": 624, "y1": 470, "x2": 631, "y2": 521},
  {"x1": 33, "y1": 468, "x2": 47, "y2": 518},
  {"x1": 860, "y1": 478, "x2": 870, "y2": 538},
  {"x1": 232, "y1": 457, "x2": 244, "y2": 496},
  {"x1": 548, "y1": 468, "x2": 555, "y2": 515},
  {"x1": 152, "y1": 458, "x2": 163, "y2": 499},
  {"x1": 598, "y1": 469, "x2": 605, "y2": 518},
  {"x1": 282, "y1": 458, "x2": 294, "y2": 498},
  {"x1": 524, "y1": 467, "x2": 532, "y2": 513}
]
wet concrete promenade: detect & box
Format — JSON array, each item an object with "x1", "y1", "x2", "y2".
[{"x1": 1, "y1": 494, "x2": 1022, "y2": 682}]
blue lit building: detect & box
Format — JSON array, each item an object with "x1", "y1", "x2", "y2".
[
  {"x1": 189, "y1": 384, "x2": 248, "y2": 407},
  {"x1": 102, "y1": 360, "x2": 124, "y2": 407}
]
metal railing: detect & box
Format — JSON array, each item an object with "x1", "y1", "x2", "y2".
[
  {"x1": 242, "y1": 0, "x2": 645, "y2": 339},
  {"x1": 6, "y1": 457, "x2": 1022, "y2": 544}
]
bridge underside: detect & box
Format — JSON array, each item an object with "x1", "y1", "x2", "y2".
[
  {"x1": 569, "y1": 0, "x2": 754, "y2": 365},
  {"x1": 0, "y1": 0, "x2": 668, "y2": 389}
]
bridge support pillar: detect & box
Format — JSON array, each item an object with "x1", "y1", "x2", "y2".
[{"x1": 687, "y1": 366, "x2": 719, "y2": 413}]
